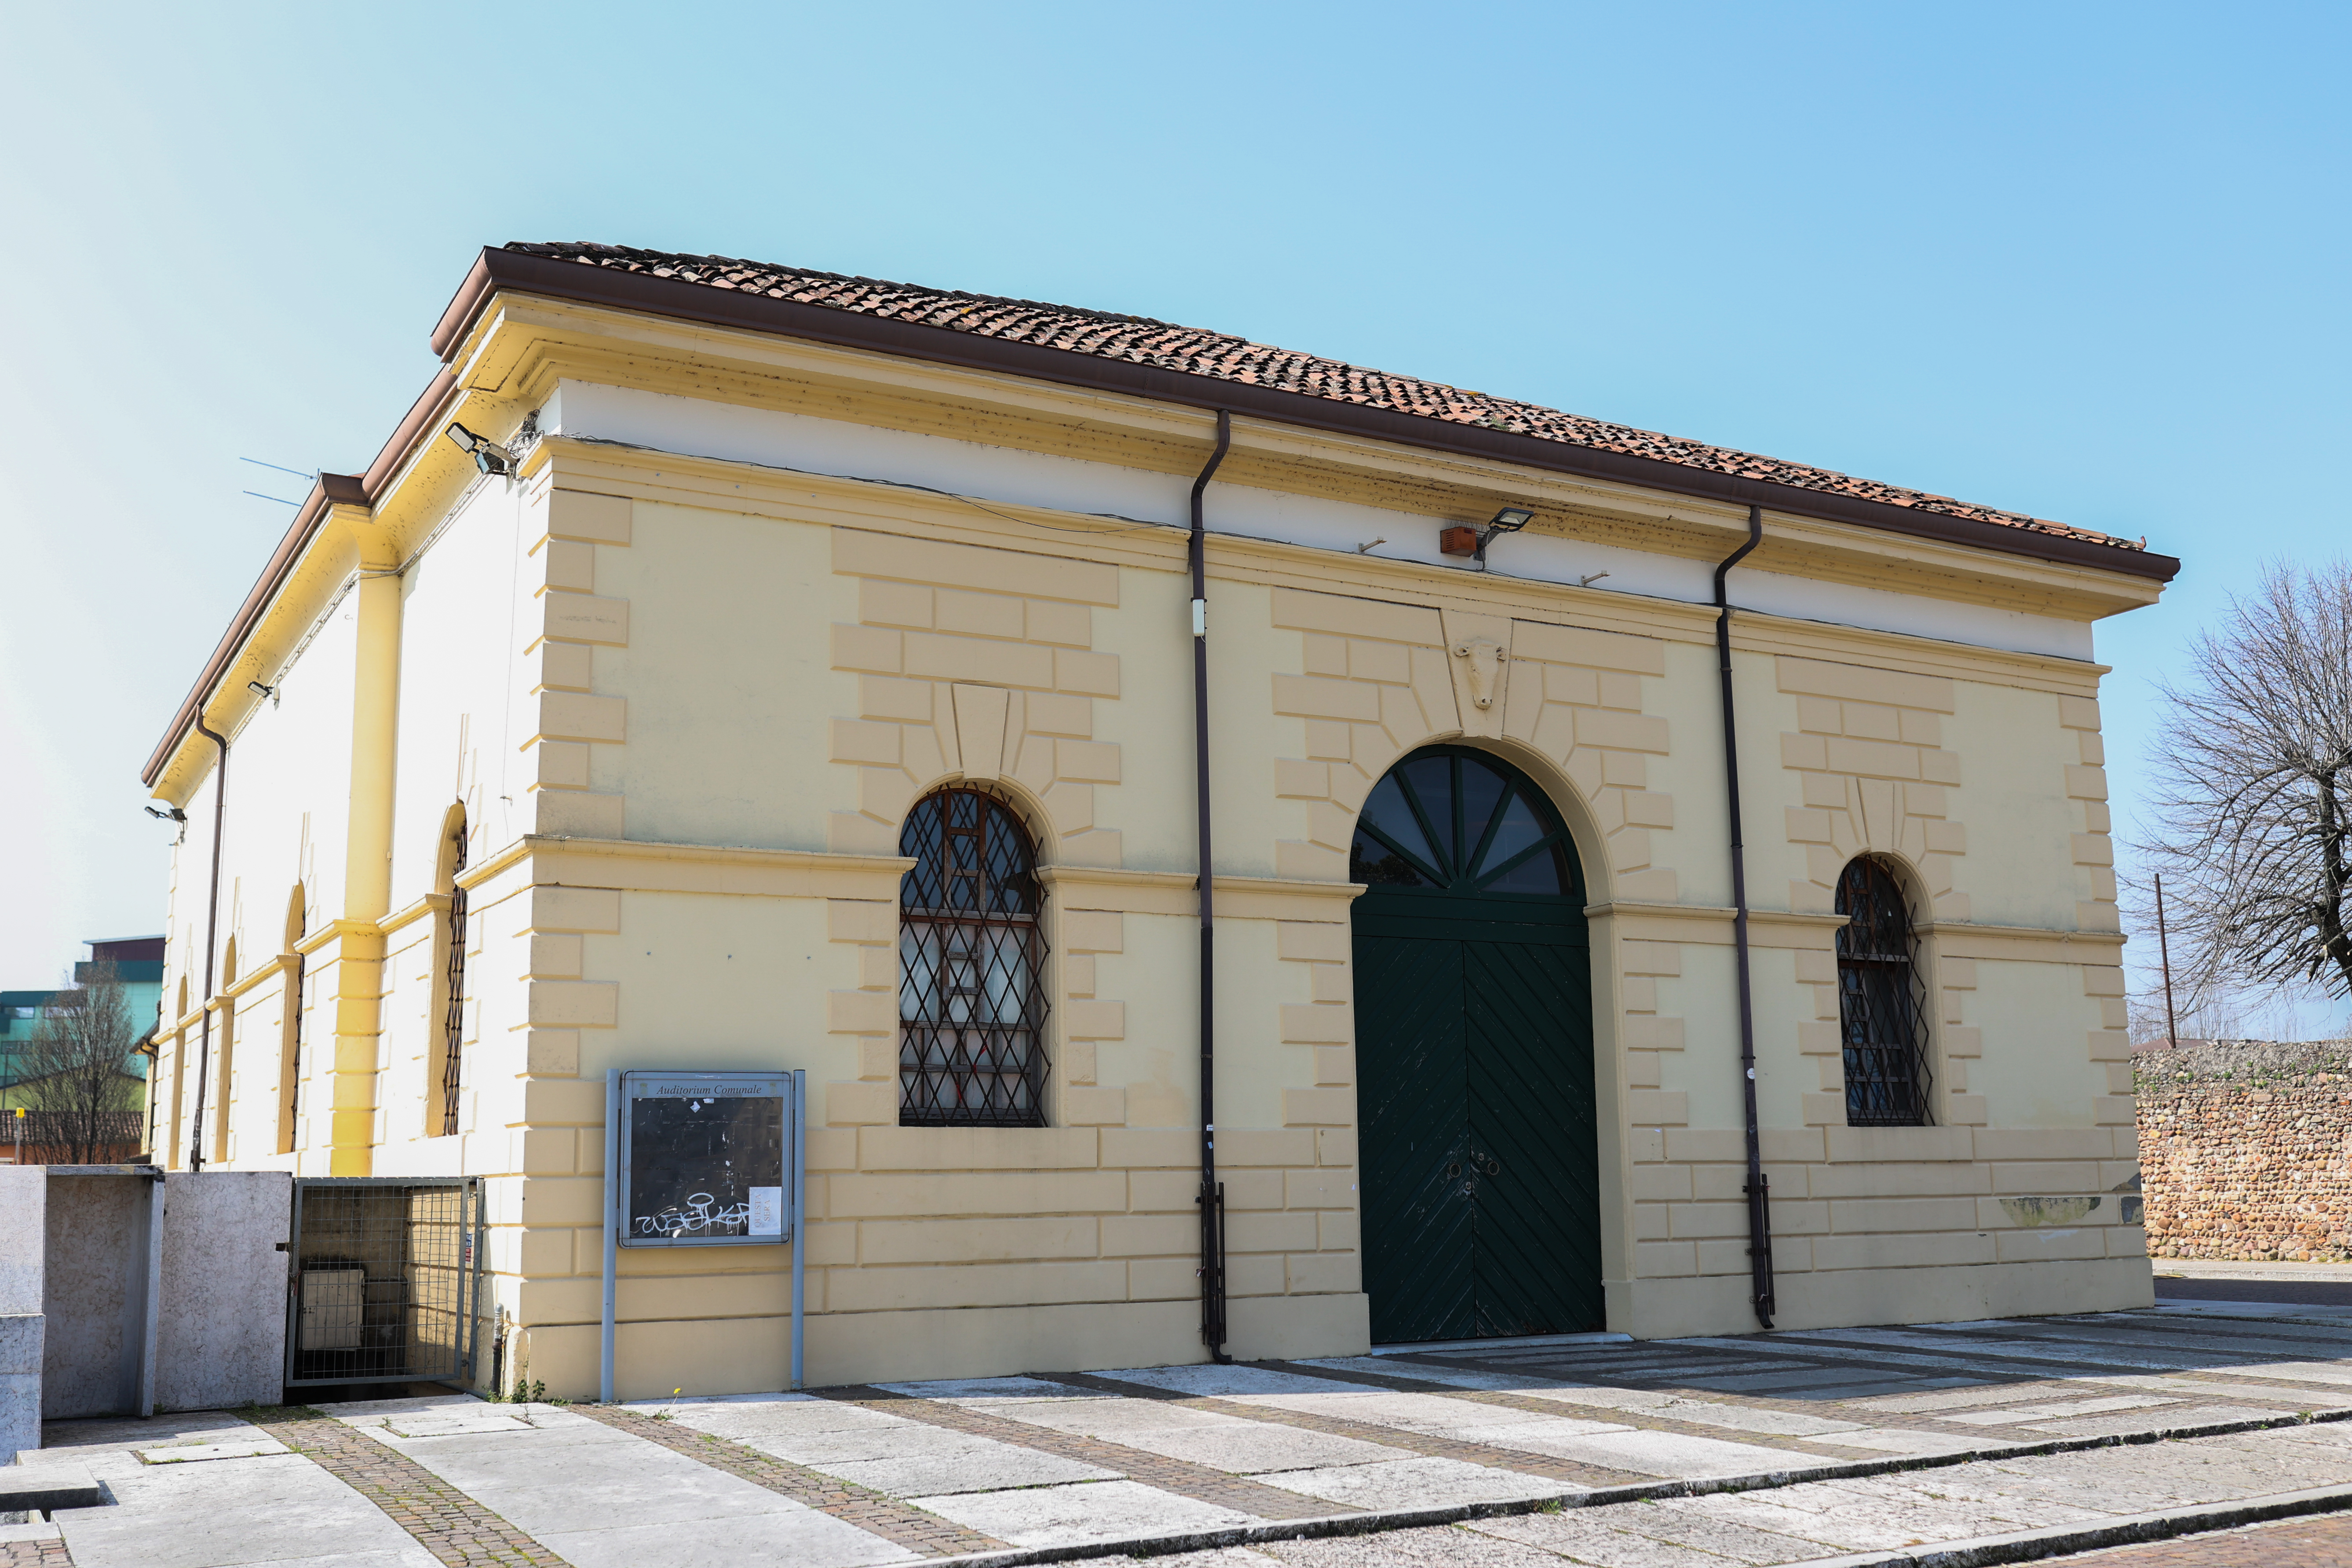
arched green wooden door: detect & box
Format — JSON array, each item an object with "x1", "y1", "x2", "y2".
[{"x1": 1350, "y1": 745, "x2": 1600, "y2": 1342}]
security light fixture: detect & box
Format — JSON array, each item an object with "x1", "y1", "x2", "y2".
[
  {"x1": 146, "y1": 806, "x2": 186, "y2": 823},
  {"x1": 248, "y1": 680, "x2": 277, "y2": 701},
  {"x1": 1475, "y1": 506, "x2": 1535, "y2": 567},
  {"x1": 1439, "y1": 505, "x2": 1538, "y2": 569},
  {"x1": 444, "y1": 421, "x2": 515, "y2": 477}
]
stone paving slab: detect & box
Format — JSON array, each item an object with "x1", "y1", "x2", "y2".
[
  {"x1": 909, "y1": 1477, "x2": 1253, "y2": 1547},
  {"x1": 825, "y1": 1383, "x2": 1350, "y2": 1520},
  {"x1": 52, "y1": 1435, "x2": 447, "y2": 1568},
  {"x1": 580, "y1": 1400, "x2": 1004, "y2": 1557},
  {"x1": 361, "y1": 1402, "x2": 912, "y2": 1568},
  {"x1": 29, "y1": 1306, "x2": 2352, "y2": 1568}
]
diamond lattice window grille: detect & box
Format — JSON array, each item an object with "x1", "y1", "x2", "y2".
[
  {"x1": 441, "y1": 819, "x2": 468, "y2": 1138},
  {"x1": 898, "y1": 788, "x2": 1049, "y2": 1127},
  {"x1": 1836, "y1": 856, "x2": 1933, "y2": 1127}
]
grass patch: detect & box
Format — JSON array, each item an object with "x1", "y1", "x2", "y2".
[{"x1": 234, "y1": 1403, "x2": 327, "y2": 1424}]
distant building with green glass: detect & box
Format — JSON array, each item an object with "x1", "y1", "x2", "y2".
[{"x1": 0, "y1": 934, "x2": 163, "y2": 1110}]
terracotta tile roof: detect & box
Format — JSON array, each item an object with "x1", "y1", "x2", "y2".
[{"x1": 505, "y1": 242, "x2": 2137, "y2": 553}]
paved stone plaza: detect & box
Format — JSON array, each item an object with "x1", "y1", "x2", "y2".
[{"x1": 14, "y1": 1301, "x2": 2352, "y2": 1566}]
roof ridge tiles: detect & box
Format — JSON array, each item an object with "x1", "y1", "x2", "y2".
[{"x1": 501, "y1": 240, "x2": 2137, "y2": 552}]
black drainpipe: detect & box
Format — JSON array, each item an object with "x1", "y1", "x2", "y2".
[
  {"x1": 186, "y1": 715, "x2": 230, "y2": 1173},
  {"x1": 1191, "y1": 409, "x2": 1232, "y2": 1362},
  {"x1": 1713, "y1": 504, "x2": 1775, "y2": 1329}
]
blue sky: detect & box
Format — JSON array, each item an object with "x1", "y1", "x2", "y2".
[{"x1": 2, "y1": 2, "x2": 2345, "y2": 1030}]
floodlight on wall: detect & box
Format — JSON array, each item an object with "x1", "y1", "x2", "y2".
[
  {"x1": 248, "y1": 680, "x2": 278, "y2": 703},
  {"x1": 1438, "y1": 505, "x2": 1538, "y2": 569},
  {"x1": 444, "y1": 421, "x2": 515, "y2": 477},
  {"x1": 146, "y1": 806, "x2": 186, "y2": 823}
]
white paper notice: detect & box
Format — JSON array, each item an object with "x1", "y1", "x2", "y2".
[{"x1": 748, "y1": 1186, "x2": 784, "y2": 1237}]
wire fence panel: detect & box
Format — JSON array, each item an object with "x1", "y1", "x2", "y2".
[{"x1": 287, "y1": 1178, "x2": 479, "y2": 1388}]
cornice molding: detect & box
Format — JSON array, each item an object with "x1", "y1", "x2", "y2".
[
  {"x1": 380, "y1": 892, "x2": 453, "y2": 938},
  {"x1": 1038, "y1": 866, "x2": 1366, "y2": 919},
  {"x1": 456, "y1": 836, "x2": 533, "y2": 893},
  {"x1": 293, "y1": 918, "x2": 384, "y2": 956},
  {"x1": 524, "y1": 836, "x2": 917, "y2": 875},
  {"x1": 530, "y1": 440, "x2": 2113, "y2": 696},
  {"x1": 520, "y1": 836, "x2": 916, "y2": 900}
]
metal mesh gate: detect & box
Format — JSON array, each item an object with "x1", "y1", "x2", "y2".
[{"x1": 285, "y1": 1177, "x2": 484, "y2": 1389}]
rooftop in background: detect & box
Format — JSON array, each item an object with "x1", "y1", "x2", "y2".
[
  {"x1": 86, "y1": 937, "x2": 165, "y2": 960},
  {"x1": 78, "y1": 935, "x2": 164, "y2": 988},
  {"x1": 501, "y1": 241, "x2": 2142, "y2": 555},
  {"x1": 4, "y1": 936, "x2": 166, "y2": 1044}
]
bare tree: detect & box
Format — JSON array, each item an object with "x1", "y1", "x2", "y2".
[
  {"x1": 2134, "y1": 563, "x2": 2352, "y2": 1016},
  {"x1": 15, "y1": 960, "x2": 144, "y2": 1163}
]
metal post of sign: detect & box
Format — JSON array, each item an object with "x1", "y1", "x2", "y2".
[
  {"x1": 600, "y1": 1068, "x2": 620, "y2": 1405},
  {"x1": 790, "y1": 1068, "x2": 806, "y2": 1390}
]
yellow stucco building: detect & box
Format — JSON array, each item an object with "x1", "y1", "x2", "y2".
[{"x1": 142, "y1": 244, "x2": 2174, "y2": 1399}]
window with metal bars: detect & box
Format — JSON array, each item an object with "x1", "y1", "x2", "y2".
[
  {"x1": 1835, "y1": 856, "x2": 1933, "y2": 1126},
  {"x1": 441, "y1": 816, "x2": 468, "y2": 1137},
  {"x1": 898, "y1": 787, "x2": 1049, "y2": 1127},
  {"x1": 281, "y1": 885, "x2": 306, "y2": 1155}
]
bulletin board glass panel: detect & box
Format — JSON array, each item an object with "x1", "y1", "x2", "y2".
[{"x1": 618, "y1": 1073, "x2": 793, "y2": 1247}]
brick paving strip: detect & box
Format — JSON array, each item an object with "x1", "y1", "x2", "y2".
[
  {"x1": 0, "y1": 1539, "x2": 74, "y2": 1568},
  {"x1": 253, "y1": 1414, "x2": 569, "y2": 1568},
  {"x1": 2045, "y1": 1507, "x2": 2352, "y2": 1566},
  {"x1": 822, "y1": 1383, "x2": 1353, "y2": 1520},
  {"x1": 573, "y1": 1404, "x2": 1006, "y2": 1557},
  {"x1": 1044, "y1": 1369, "x2": 1655, "y2": 1491}
]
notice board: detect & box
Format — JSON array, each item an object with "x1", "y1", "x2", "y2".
[{"x1": 617, "y1": 1072, "x2": 794, "y2": 1248}]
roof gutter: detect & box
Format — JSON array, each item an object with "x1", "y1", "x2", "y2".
[
  {"x1": 140, "y1": 371, "x2": 459, "y2": 787},
  {"x1": 432, "y1": 248, "x2": 2179, "y2": 585},
  {"x1": 184, "y1": 718, "x2": 228, "y2": 1172}
]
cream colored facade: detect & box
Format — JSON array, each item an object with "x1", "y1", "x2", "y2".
[{"x1": 143, "y1": 255, "x2": 2165, "y2": 1399}]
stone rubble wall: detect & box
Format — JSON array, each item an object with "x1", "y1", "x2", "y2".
[{"x1": 2136, "y1": 1040, "x2": 2352, "y2": 1261}]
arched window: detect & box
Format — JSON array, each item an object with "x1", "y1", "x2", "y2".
[
  {"x1": 1836, "y1": 857, "x2": 1932, "y2": 1126},
  {"x1": 437, "y1": 807, "x2": 469, "y2": 1138},
  {"x1": 164, "y1": 976, "x2": 188, "y2": 1167},
  {"x1": 214, "y1": 938, "x2": 238, "y2": 1164},
  {"x1": 279, "y1": 884, "x2": 306, "y2": 1155},
  {"x1": 898, "y1": 788, "x2": 1049, "y2": 1127}
]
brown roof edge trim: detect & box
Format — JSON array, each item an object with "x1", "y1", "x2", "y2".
[
  {"x1": 363, "y1": 369, "x2": 463, "y2": 496},
  {"x1": 444, "y1": 247, "x2": 2178, "y2": 585},
  {"x1": 429, "y1": 251, "x2": 497, "y2": 362}
]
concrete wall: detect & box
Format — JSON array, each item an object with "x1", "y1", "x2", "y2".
[
  {"x1": 6, "y1": 1170, "x2": 289, "y2": 1439},
  {"x1": 153, "y1": 1171, "x2": 289, "y2": 1414},
  {"x1": 0, "y1": 1165, "x2": 42, "y2": 1462},
  {"x1": 41, "y1": 1173, "x2": 157, "y2": 1420}
]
